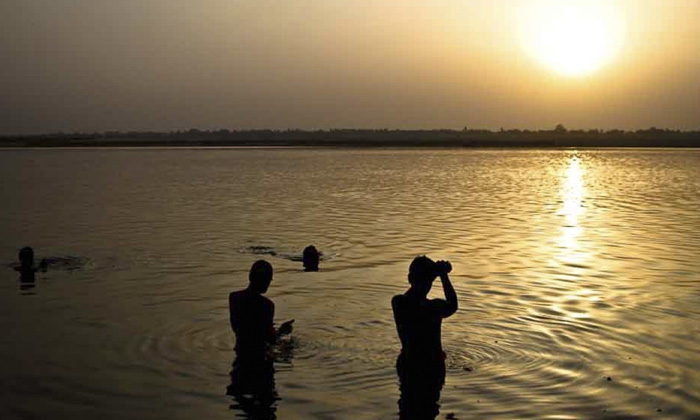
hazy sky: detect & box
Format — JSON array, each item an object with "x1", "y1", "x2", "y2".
[{"x1": 1, "y1": 0, "x2": 699, "y2": 134}]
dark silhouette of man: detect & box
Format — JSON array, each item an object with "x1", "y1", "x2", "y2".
[
  {"x1": 229, "y1": 260, "x2": 293, "y2": 359},
  {"x1": 227, "y1": 260, "x2": 293, "y2": 416},
  {"x1": 392, "y1": 256, "x2": 458, "y2": 419},
  {"x1": 302, "y1": 245, "x2": 320, "y2": 272}
]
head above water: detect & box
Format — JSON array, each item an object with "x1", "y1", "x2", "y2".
[
  {"x1": 303, "y1": 245, "x2": 320, "y2": 272},
  {"x1": 408, "y1": 255, "x2": 438, "y2": 294},
  {"x1": 249, "y1": 259, "x2": 273, "y2": 294},
  {"x1": 19, "y1": 247, "x2": 34, "y2": 268}
]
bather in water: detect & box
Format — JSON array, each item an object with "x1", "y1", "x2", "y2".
[{"x1": 392, "y1": 256, "x2": 458, "y2": 419}]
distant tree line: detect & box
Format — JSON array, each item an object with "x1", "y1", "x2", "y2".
[{"x1": 1, "y1": 125, "x2": 699, "y2": 148}]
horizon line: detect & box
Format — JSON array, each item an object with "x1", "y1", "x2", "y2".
[{"x1": 3, "y1": 126, "x2": 700, "y2": 137}]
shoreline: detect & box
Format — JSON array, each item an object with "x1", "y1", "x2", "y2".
[
  {"x1": 2, "y1": 140, "x2": 700, "y2": 149},
  {"x1": 2, "y1": 130, "x2": 699, "y2": 148},
  {"x1": 2, "y1": 145, "x2": 700, "y2": 151}
]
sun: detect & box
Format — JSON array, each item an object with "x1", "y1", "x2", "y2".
[{"x1": 519, "y1": 1, "x2": 624, "y2": 77}]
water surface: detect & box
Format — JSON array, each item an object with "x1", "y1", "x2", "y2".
[{"x1": 1, "y1": 148, "x2": 698, "y2": 419}]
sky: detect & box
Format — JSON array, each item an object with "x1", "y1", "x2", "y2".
[{"x1": 1, "y1": 0, "x2": 699, "y2": 134}]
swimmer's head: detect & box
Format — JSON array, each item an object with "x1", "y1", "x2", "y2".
[
  {"x1": 19, "y1": 247, "x2": 34, "y2": 268},
  {"x1": 408, "y1": 255, "x2": 438, "y2": 293},
  {"x1": 249, "y1": 260, "x2": 273, "y2": 294},
  {"x1": 303, "y1": 245, "x2": 320, "y2": 272}
]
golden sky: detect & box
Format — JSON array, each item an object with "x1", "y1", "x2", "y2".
[{"x1": 1, "y1": 0, "x2": 698, "y2": 133}]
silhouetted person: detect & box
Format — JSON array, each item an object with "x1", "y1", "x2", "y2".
[
  {"x1": 392, "y1": 256, "x2": 458, "y2": 419},
  {"x1": 229, "y1": 260, "x2": 294, "y2": 360},
  {"x1": 302, "y1": 245, "x2": 320, "y2": 272},
  {"x1": 15, "y1": 246, "x2": 46, "y2": 282},
  {"x1": 17, "y1": 247, "x2": 36, "y2": 282},
  {"x1": 228, "y1": 260, "x2": 293, "y2": 417}
]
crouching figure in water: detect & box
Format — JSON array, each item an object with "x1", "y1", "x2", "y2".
[
  {"x1": 227, "y1": 260, "x2": 294, "y2": 417},
  {"x1": 392, "y1": 256, "x2": 458, "y2": 419}
]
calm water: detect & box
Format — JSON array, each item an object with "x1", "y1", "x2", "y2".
[{"x1": 1, "y1": 148, "x2": 698, "y2": 420}]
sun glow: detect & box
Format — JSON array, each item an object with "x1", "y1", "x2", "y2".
[{"x1": 519, "y1": 1, "x2": 625, "y2": 77}]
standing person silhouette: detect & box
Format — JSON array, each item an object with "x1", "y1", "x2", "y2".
[
  {"x1": 227, "y1": 260, "x2": 293, "y2": 411},
  {"x1": 392, "y1": 256, "x2": 458, "y2": 419}
]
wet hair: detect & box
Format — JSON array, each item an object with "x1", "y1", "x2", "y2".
[
  {"x1": 249, "y1": 260, "x2": 273, "y2": 285},
  {"x1": 303, "y1": 245, "x2": 320, "y2": 271},
  {"x1": 408, "y1": 255, "x2": 437, "y2": 285},
  {"x1": 19, "y1": 247, "x2": 34, "y2": 266}
]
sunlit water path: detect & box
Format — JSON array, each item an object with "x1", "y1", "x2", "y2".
[{"x1": 1, "y1": 148, "x2": 698, "y2": 419}]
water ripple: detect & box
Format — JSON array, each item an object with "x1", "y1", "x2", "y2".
[{"x1": 0, "y1": 148, "x2": 698, "y2": 419}]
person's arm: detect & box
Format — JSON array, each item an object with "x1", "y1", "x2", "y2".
[
  {"x1": 274, "y1": 320, "x2": 294, "y2": 341},
  {"x1": 267, "y1": 299, "x2": 293, "y2": 343},
  {"x1": 439, "y1": 272, "x2": 458, "y2": 317},
  {"x1": 433, "y1": 261, "x2": 458, "y2": 318},
  {"x1": 266, "y1": 300, "x2": 277, "y2": 343}
]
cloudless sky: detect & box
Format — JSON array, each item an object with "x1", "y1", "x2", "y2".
[{"x1": 1, "y1": 0, "x2": 698, "y2": 134}]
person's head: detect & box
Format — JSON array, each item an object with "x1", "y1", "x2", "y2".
[
  {"x1": 249, "y1": 260, "x2": 273, "y2": 294},
  {"x1": 408, "y1": 255, "x2": 438, "y2": 295},
  {"x1": 303, "y1": 245, "x2": 320, "y2": 272},
  {"x1": 19, "y1": 247, "x2": 34, "y2": 268}
]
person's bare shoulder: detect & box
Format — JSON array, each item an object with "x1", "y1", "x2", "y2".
[{"x1": 229, "y1": 290, "x2": 246, "y2": 304}]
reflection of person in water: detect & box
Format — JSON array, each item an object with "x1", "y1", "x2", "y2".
[
  {"x1": 227, "y1": 260, "x2": 294, "y2": 418},
  {"x1": 302, "y1": 245, "x2": 320, "y2": 272},
  {"x1": 392, "y1": 256, "x2": 458, "y2": 419},
  {"x1": 14, "y1": 247, "x2": 47, "y2": 283},
  {"x1": 227, "y1": 356, "x2": 278, "y2": 419}
]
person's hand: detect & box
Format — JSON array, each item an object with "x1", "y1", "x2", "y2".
[
  {"x1": 435, "y1": 260, "x2": 452, "y2": 276},
  {"x1": 278, "y1": 319, "x2": 294, "y2": 336}
]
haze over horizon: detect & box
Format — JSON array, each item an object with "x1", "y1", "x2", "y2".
[{"x1": 2, "y1": 0, "x2": 699, "y2": 135}]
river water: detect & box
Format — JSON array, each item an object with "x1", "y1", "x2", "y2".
[{"x1": 1, "y1": 148, "x2": 698, "y2": 419}]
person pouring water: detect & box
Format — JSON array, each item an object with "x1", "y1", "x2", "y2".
[
  {"x1": 392, "y1": 256, "x2": 458, "y2": 366},
  {"x1": 392, "y1": 256, "x2": 458, "y2": 418}
]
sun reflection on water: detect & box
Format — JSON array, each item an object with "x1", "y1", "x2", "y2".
[
  {"x1": 558, "y1": 151, "x2": 587, "y2": 264},
  {"x1": 554, "y1": 151, "x2": 596, "y2": 321}
]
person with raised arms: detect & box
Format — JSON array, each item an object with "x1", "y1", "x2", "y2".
[{"x1": 392, "y1": 255, "x2": 458, "y2": 419}]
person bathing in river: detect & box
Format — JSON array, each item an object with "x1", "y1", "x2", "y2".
[
  {"x1": 392, "y1": 256, "x2": 458, "y2": 366},
  {"x1": 228, "y1": 260, "x2": 293, "y2": 405},
  {"x1": 392, "y1": 256, "x2": 458, "y2": 419},
  {"x1": 15, "y1": 247, "x2": 47, "y2": 282},
  {"x1": 302, "y1": 245, "x2": 320, "y2": 272},
  {"x1": 229, "y1": 260, "x2": 294, "y2": 361}
]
